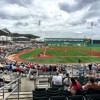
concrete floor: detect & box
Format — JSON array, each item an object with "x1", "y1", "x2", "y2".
[
  {"x1": 20, "y1": 77, "x2": 35, "y2": 91},
  {"x1": 1, "y1": 73, "x2": 35, "y2": 92}
]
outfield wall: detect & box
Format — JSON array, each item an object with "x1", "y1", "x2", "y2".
[{"x1": 87, "y1": 44, "x2": 100, "y2": 47}]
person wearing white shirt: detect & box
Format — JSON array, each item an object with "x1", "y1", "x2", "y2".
[
  {"x1": 63, "y1": 73, "x2": 71, "y2": 85},
  {"x1": 52, "y1": 71, "x2": 63, "y2": 87}
]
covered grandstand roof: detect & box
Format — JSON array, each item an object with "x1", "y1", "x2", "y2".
[
  {"x1": 0, "y1": 28, "x2": 11, "y2": 36},
  {"x1": 19, "y1": 34, "x2": 40, "y2": 39},
  {"x1": 0, "y1": 28, "x2": 40, "y2": 39}
]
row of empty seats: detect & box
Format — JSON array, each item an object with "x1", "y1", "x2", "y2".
[
  {"x1": 33, "y1": 94, "x2": 100, "y2": 100},
  {"x1": 33, "y1": 88, "x2": 100, "y2": 100}
]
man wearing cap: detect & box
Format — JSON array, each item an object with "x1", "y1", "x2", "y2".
[{"x1": 51, "y1": 71, "x2": 63, "y2": 87}]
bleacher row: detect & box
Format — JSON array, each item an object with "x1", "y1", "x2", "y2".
[{"x1": 33, "y1": 88, "x2": 100, "y2": 100}]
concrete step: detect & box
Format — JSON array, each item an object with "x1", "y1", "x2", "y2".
[
  {"x1": 7, "y1": 94, "x2": 32, "y2": 99},
  {"x1": 0, "y1": 91, "x2": 32, "y2": 100}
]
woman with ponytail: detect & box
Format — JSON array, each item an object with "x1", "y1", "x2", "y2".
[{"x1": 69, "y1": 77, "x2": 83, "y2": 95}]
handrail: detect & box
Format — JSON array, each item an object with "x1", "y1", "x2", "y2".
[
  {"x1": 3, "y1": 85, "x2": 18, "y2": 100},
  {"x1": 0, "y1": 72, "x2": 5, "y2": 78},
  {"x1": 0, "y1": 76, "x2": 21, "y2": 100},
  {"x1": 0, "y1": 76, "x2": 21, "y2": 90}
]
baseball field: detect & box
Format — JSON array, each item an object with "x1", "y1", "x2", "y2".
[{"x1": 16, "y1": 46, "x2": 100, "y2": 64}]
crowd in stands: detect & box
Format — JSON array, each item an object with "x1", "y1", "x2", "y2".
[
  {"x1": 33, "y1": 73, "x2": 100, "y2": 100},
  {"x1": 1, "y1": 42, "x2": 100, "y2": 98},
  {"x1": 51, "y1": 72, "x2": 100, "y2": 96}
]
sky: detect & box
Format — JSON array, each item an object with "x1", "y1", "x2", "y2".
[{"x1": 0, "y1": 0, "x2": 100, "y2": 39}]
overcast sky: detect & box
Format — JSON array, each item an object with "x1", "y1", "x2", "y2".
[{"x1": 0, "y1": 0, "x2": 100, "y2": 39}]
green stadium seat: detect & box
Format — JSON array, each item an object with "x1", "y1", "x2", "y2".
[
  {"x1": 33, "y1": 96, "x2": 49, "y2": 100},
  {"x1": 50, "y1": 96, "x2": 67, "y2": 100},
  {"x1": 62, "y1": 90, "x2": 71, "y2": 96},
  {"x1": 85, "y1": 94, "x2": 100, "y2": 100},
  {"x1": 68, "y1": 95, "x2": 86, "y2": 100},
  {"x1": 33, "y1": 92, "x2": 47, "y2": 97},
  {"x1": 48, "y1": 87, "x2": 59, "y2": 91}
]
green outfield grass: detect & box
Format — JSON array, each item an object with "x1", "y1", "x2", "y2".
[{"x1": 19, "y1": 46, "x2": 100, "y2": 63}]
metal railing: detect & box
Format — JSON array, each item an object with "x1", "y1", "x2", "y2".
[{"x1": 0, "y1": 76, "x2": 21, "y2": 100}]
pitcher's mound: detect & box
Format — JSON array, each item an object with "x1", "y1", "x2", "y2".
[
  {"x1": 62, "y1": 52, "x2": 68, "y2": 53},
  {"x1": 34, "y1": 55, "x2": 55, "y2": 58}
]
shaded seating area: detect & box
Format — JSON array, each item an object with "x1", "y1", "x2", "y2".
[
  {"x1": 68, "y1": 95, "x2": 85, "y2": 100},
  {"x1": 85, "y1": 94, "x2": 100, "y2": 100},
  {"x1": 32, "y1": 87, "x2": 100, "y2": 100}
]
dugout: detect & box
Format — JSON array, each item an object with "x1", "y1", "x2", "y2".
[{"x1": 45, "y1": 38, "x2": 90, "y2": 46}]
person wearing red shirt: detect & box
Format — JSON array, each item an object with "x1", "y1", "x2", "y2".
[
  {"x1": 42, "y1": 67, "x2": 47, "y2": 72},
  {"x1": 70, "y1": 77, "x2": 83, "y2": 95},
  {"x1": 30, "y1": 65, "x2": 33, "y2": 68},
  {"x1": 16, "y1": 66, "x2": 20, "y2": 71}
]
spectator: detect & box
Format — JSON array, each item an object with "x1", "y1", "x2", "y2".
[
  {"x1": 84, "y1": 75, "x2": 99, "y2": 90},
  {"x1": 42, "y1": 66, "x2": 47, "y2": 72},
  {"x1": 59, "y1": 70, "x2": 63, "y2": 78},
  {"x1": 8, "y1": 64, "x2": 12, "y2": 72},
  {"x1": 92, "y1": 64, "x2": 97, "y2": 77},
  {"x1": 69, "y1": 77, "x2": 83, "y2": 95},
  {"x1": 12, "y1": 64, "x2": 16, "y2": 72},
  {"x1": 28, "y1": 67, "x2": 37, "y2": 79},
  {"x1": 53, "y1": 66, "x2": 57, "y2": 71},
  {"x1": 88, "y1": 63, "x2": 92, "y2": 72},
  {"x1": 51, "y1": 71, "x2": 63, "y2": 87},
  {"x1": 78, "y1": 65, "x2": 84, "y2": 77},
  {"x1": 63, "y1": 73, "x2": 71, "y2": 86},
  {"x1": 48, "y1": 65, "x2": 52, "y2": 71}
]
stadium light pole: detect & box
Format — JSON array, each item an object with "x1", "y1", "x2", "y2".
[{"x1": 90, "y1": 22, "x2": 94, "y2": 54}]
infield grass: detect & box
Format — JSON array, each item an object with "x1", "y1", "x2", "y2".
[{"x1": 19, "y1": 46, "x2": 100, "y2": 63}]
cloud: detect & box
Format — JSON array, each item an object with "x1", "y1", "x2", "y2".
[
  {"x1": 84, "y1": 1, "x2": 100, "y2": 19},
  {"x1": 0, "y1": 11, "x2": 29, "y2": 20},
  {"x1": 69, "y1": 19, "x2": 86, "y2": 26},
  {"x1": 58, "y1": 0, "x2": 100, "y2": 27},
  {"x1": 58, "y1": 0, "x2": 97, "y2": 12},
  {"x1": 14, "y1": 22, "x2": 29, "y2": 27},
  {"x1": 0, "y1": 5, "x2": 30, "y2": 20},
  {"x1": 4, "y1": 0, "x2": 33, "y2": 7},
  {"x1": 0, "y1": 0, "x2": 100, "y2": 39}
]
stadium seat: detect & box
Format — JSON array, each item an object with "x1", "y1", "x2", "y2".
[
  {"x1": 48, "y1": 87, "x2": 59, "y2": 91},
  {"x1": 48, "y1": 91, "x2": 62, "y2": 97},
  {"x1": 33, "y1": 92, "x2": 47, "y2": 97},
  {"x1": 86, "y1": 88, "x2": 100, "y2": 94},
  {"x1": 62, "y1": 90, "x2": 71, "y2": 96},
  {"x1": 32, "y1": 88, "x2": 47, "y2": 97},
  {"x1": 35, "y1": 88, "x2": 46, "y2": 92},
  {"x1": 33, "y1": 89, "x2": 47, "y2": 94},
  {"x1": 68, "y1": 95, "x2": 86, "y2": 100},
  {"x1": 47, "y1": 88, "x2": 62, "y2": 97},
  {"x1": 95, "y1": 78, "x2": 100, "y2": 82},
  {"x1": 85, "y1": 94, "x2": 100, "y2": 100},
  {"x1": 52, "y1": 84, "x2": 64, "y2": 90},
  {"x1": 76, "y1": 89, "x2": 88, "y2": 95},
  {"x1": 33, "y1": 96, "x2": 49, "y2": 100},
  {"x1": 50, "y1": 96, "x2": 67, "y2": 100}
]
